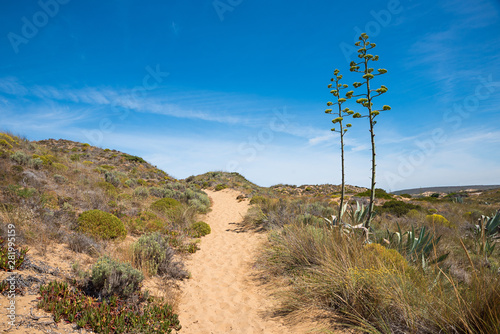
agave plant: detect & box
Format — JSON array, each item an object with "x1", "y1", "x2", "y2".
[
  {"x1": 380, "y1": 223, "x2": 448, "y2": 268},
  {"x1": 474, "y1": 210, "x2": 500, "y2": 259},
  {"x1": 324, "y1": 201, "x2": 372, "y2": 237},
  {"x1": 345, "y1": 201, "x2": 374, "y2": 230},
  {"x1": 323, "y1": 203, "x2": 347, "y2": 228}
]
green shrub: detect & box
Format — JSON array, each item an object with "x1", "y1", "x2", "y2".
[
  {"x1": 188, "y1": 198, "x2": 209, "y2": 213},
  {"x1": 190, "y1": 221, "x2": 211, "y2": 237},
  {"x1": 297, "y1": 213, "x2": 325, "y2": 226},
  {"x1": 364, "y1": 243, "x2": 409, "y2": 271},
  {"x1": 0, "y1": 133, "x2": 17, "y2": 145},
  {"x1": 426, "y1": 214, "x2": 455, "y2": 228},
  {"x1": 134, "y1": 186, "x2": 149, "y2": 198},
  {"x1": 0, "y1": 149, "x2": 13, "y2": 159},
  {"x1": 250, "y1": 195, "x2": 268, "y2": 205},
  {"x1": 52, "y1": 162, "x2": 68, "y2": 171},
  {"x1": 77, "y1": 210, "x2": 127, "y2": 240},
  {"x1": 184, "y1": 242, "x2": 199, "y2": 254},
  {"x1": 215, "y1": 183, "x2": 227, "y2": 191},
  {"x1": 53, "y1": 174, "x2": 67, "y2": 184},
  {"x1": 0, "y1": 139, "x2": 13, "y2": 150},
  {"x1": 407, "y1": 209, "x2": 420, "y2": 219},
  {"x1": 69, "y1": 153, "x2": 81, "y2": 161},
  {"x1": 182, "y1": 189, "x2": 210, "y2": 212},
  {"x1": 122, "y1": 154, "x2": 146, "y2": 163},
  {"x1": 118, "y1": 193, "x2": 133, "y2": 201},
  {"x1": 33, "y1": 154, "x2": 58, "y2": 165},
  {"x1": 151, "y1": 198, "x2": 181, "y2": 214},
  {"x1": 96, "y1": 181, "x2": 119, "y2": 198},
  {"x1": 416, "y1": 196, "x2": 440, "y2": 203},
  {"x1": 377, "y1": 200, "x2": 421, "y2": 217},
  {"x1": 10, "y1": 151, "x2": 30, "y2": 165},
  {"x1": 150, "y1": 186, "x2": 168, "y2": 198},
  {"x1": 125, "y1": 179, "x2": 137, "y2": 188},
  {"x1": 400, "y1": 193, "x2": 412, "y2": 198},
  {"x1": 133, "y1": 233, "x2": 188, "y2": 278},
  {"x1": 128, "y1": 211, "x2": 165, "y2": 235},
  {"x1": 7, "y1": 185, "x2": 36, "y2": 198},
  {"x1": 30, "y1": 157, "x2": 43, "y2": 169},
  {"x1": 105, "y1": 171, "x2": 121, "y2": 187},
  {"x1": 356, "y1": 188, "x2": 393, "y2": 199},
  {"x1": 90, "y1": 256, "x2": 143, "y2": 298},
  {"x1": 11, "y1": 165, "x2": 23, "y2": 173}
]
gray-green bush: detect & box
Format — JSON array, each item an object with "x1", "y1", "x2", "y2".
[
  {"x1": 90, "y1": 256, "x2": 144, "y2": 299},
  {"x1": 133, "y1": 233, "x2": 188, "y2": 279}
]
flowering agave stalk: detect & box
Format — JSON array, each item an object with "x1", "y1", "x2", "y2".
[
  {"x1": 325, "y1": 69, "x2": 354, "y2": 221},
  {"x1": 349, "y1": 33, "x2": 391, "y2": 229}
]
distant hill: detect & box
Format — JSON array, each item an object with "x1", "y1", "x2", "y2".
[
  {"x1": 392, "y1": 185, "x2": 500, "y2": 195},
  {"x1": 270, "y1": 183, "x2": 367, "y2": 197}
]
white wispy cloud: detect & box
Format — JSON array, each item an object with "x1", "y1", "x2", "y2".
[
  {"x1": 0, "y1": 77, "x2": 29, "y2": 96},
  {"x1": 0, "y1": 78, "x2": 340, "y2": 143},
  {"x1": 0, "y1": 105, "x2": 93, "y2": 133},
  {"x1": 0, "y1": 78, "x2": 256, "y2": 125}
]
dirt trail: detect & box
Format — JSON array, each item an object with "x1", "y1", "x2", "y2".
[{"x1": 177, "y1": 189, "x2": 309, "y2": 334}]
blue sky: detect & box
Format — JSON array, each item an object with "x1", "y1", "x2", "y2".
[{"x1": 1, "y1": 0, "x2": 499, "y2": 191}]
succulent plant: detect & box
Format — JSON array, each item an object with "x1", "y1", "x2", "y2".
[{"x1": 474, "y1": 210, "x2": 500, "y2": 259}]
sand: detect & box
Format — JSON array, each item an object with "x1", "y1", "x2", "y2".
[{"x1": 177, "y1": 189, "x2": 315, "y2": 334}]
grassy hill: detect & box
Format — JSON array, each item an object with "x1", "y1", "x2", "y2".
[{"x1": 0, "y1": 132, "x2": 213, "y2": 333}]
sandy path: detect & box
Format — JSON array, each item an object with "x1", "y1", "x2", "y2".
[{"x1": 177, "y1": 189, "x2": 300, "y2": 334}]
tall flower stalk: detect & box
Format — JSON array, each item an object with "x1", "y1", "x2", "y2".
[
  {"x1": 325, "y1": 69, "x2": 354, "y2": 222},
  {"x1": 349, "y1": 33, "x2": 391, "y2": 229}
]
